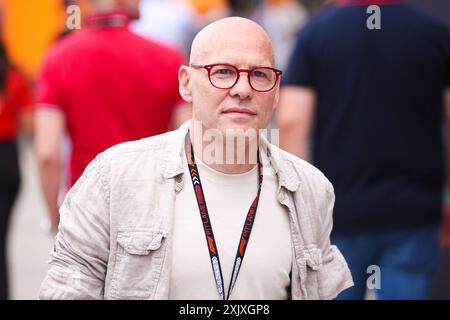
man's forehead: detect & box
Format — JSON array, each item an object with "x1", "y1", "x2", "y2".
[{"x1": 193, "y1": 47, "x2": 274, "y2": 68}]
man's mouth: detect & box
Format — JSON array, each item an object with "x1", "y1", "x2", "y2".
[{"x1": 222, "y1": 107, "x2": 257, "y2": 116}]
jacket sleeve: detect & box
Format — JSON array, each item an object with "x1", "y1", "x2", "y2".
[
  {"x1": 315, "y1": 181, "x2": 354, "y2": 299},
  {"x1": 39, "y1": 153, "x2": 111, "y2": 299}
]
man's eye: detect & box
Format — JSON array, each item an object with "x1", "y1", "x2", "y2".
[
  {"x1": 252, "y1": 70, "x2": 267, "y2": 78},
  {"x1": 215, "y1": 68, "x2": 235, "y2": 75}
]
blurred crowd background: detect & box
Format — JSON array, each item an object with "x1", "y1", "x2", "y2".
[{"x1": 0, "y1": 0, "x2": 449, "y2": 299}]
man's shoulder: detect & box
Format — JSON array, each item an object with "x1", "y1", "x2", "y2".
[
  {"x1": 128, "y1": 31, "x2": 185, "y2": 66},
  {"x1": 402, "y1": 5, "x2": 450, "y2": 39},
  {"x1": 137, "y1": 34, "x2": 184, "y2": 56},
  {"x1": 44, "y1": 31, "x2": 88, "y2": 59},
  {"x1": 270, "y1": 144, "x2": 333, "y2": 192},
  {"x1": 102, "y1": 130, "x2": 175, "y2": 158},
  {"x1": 298, "y1": 7, "x2": 343, "y2": 34},
  {"x1": 84, "y1": 130, "x2": 180, "y2": 186}
]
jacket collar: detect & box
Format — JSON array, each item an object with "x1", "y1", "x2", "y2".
[
  {"x1": 161, "y1": 120, "x2": 300, "y2": 192},
  {"x1": 85, "y1": 10, "x2": 132, "y2": 29}
]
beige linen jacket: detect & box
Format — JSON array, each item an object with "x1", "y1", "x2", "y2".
[{"x1": 39, "y1": 120, "x2": 353, "y2": 300}]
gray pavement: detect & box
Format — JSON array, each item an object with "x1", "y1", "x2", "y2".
[{"x1": 7, "y1": 138, "x2": 53, "y2": 300}]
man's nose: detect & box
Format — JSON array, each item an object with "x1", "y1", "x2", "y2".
[{"x1": 229, "y1": 72, "x2": 253, "y2": 99}]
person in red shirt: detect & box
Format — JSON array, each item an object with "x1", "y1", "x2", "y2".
[
  {"x1": 0, "y1": 40, "x2": 33, "y2": 300},
  {"x1": 35, "y1": 0, "x2": 190, "y2": 234}
]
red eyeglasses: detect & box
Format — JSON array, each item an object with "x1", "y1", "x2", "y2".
[{"x1": 190, "y1": 64, "x2": 282, "y2": 92}]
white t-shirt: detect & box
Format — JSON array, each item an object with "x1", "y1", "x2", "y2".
[{"x1": 169, "y1": 148, "x2": 292, "y2": 300}]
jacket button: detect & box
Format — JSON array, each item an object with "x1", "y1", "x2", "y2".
[{"x1": 175, "y1": 175, "x2": 183, "y2": 183}]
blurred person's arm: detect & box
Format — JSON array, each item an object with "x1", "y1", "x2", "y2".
[
  {"x1": 277, "y1": 85, "x2": 316, "y2": 161},
  {"x1": 278, "y1": 18, "x2": 316, "y2": 161},
  {"x1": 443, "y1": 88, "x2": 450, "y2": 247},
  {"x1": 35, "y1": 108, "x2": 65, "y2": 235},
  {"x1": 19, "y1": 107, "x2": 34, "y2": 137}
]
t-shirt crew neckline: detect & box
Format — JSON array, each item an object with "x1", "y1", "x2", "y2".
[{"x1": 194, "y1": 155, "x2": 259, "y2": 186}]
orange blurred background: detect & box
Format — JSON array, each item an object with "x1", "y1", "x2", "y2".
[{"x1": 1, "y1": 0, "x2": 67, "y2": 79}]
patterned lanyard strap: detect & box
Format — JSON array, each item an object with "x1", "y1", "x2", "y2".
[{"x1": 185, "y1": 135, "x2": 263, "y2": 300}]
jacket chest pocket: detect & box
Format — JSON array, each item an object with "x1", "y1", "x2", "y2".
[{"x1": 110, "y1": 229, "x2": 167, "y2": 299}]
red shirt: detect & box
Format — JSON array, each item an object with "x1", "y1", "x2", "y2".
[
  {"x1": 36, "y1": 12, "x2": 185, "y2": 185},
  {"x1": 0, "y1": 68, "x2": 32, "y2": 141}
]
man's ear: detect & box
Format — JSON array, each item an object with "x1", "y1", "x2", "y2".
[{"x1": 179, "y1": 66, "x2": 193, "y2": 103}]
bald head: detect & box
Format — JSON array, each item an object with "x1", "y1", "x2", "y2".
[{"x1": 190, "y1": 17, "x2": 275, "y2": 66}]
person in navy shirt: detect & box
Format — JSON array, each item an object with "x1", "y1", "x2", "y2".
[{"x1": 278, "y1": 0, "x2": 450, "y2": 299}]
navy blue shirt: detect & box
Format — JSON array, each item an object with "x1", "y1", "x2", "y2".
[{"x1": 283, "y1": 2, "x2": 450, "y2": 234}]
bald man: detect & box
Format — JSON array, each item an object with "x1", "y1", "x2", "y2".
[{"x1": 39, "y1": 17, "x2": 353, "y2": 300}]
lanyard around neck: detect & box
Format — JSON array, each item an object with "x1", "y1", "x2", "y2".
[{"x1": 185, "y1": 135, "x2": 263, "y2": 300}]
